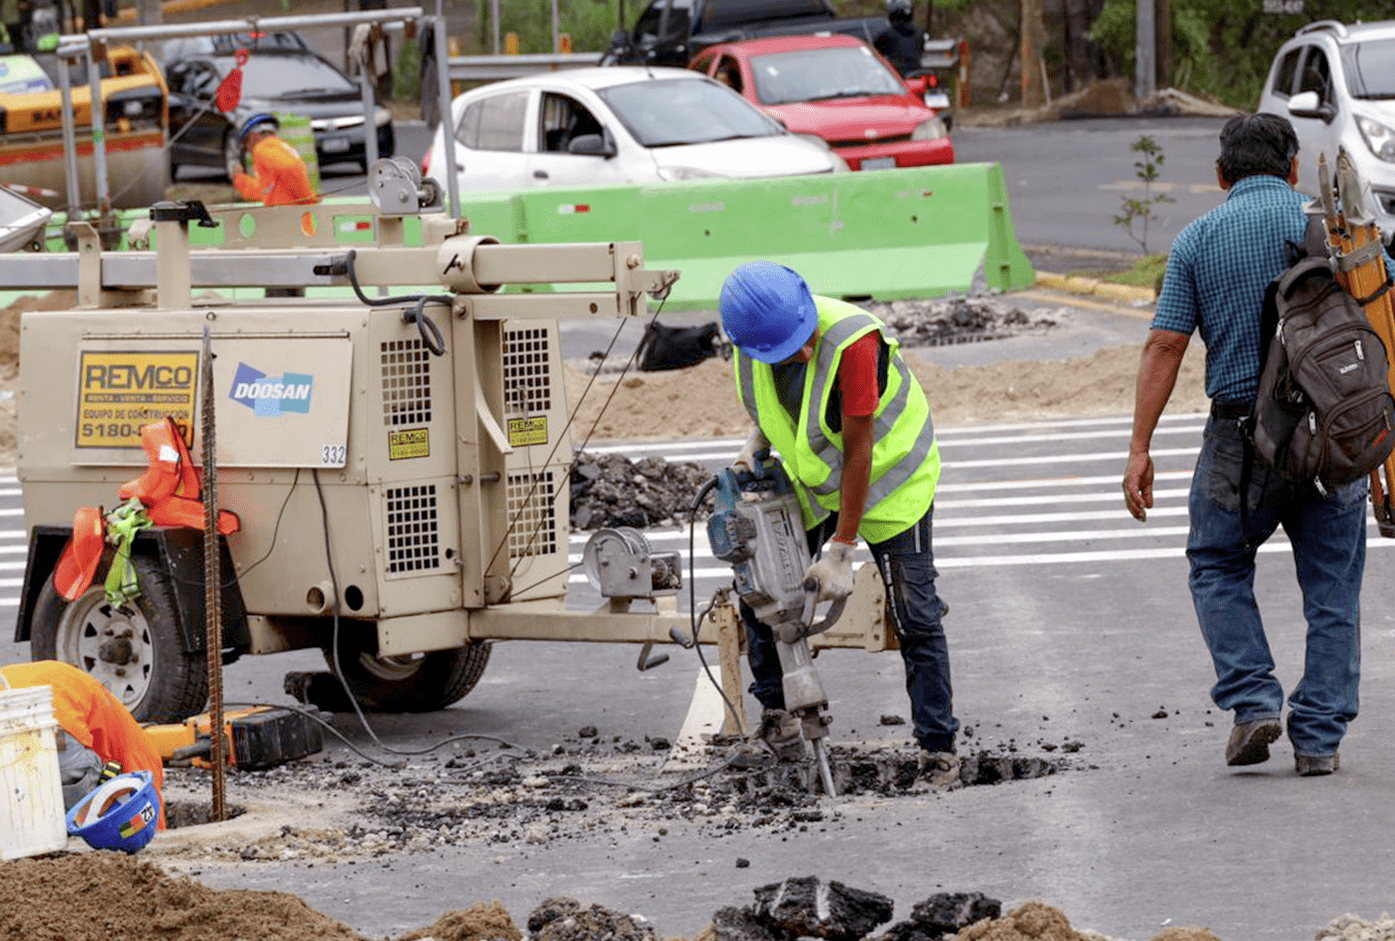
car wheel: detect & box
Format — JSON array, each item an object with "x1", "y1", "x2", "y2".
[
  {"x1": 30, "y1": 554, "x2": 209, "y2": 723},
  {"x1": 322, "y1": 626, "x2": 491, "y2": 712}
]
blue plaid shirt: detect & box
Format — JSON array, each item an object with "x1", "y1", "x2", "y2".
[{"x1": 1152, "y1": 174, "x2": 1309, "y2": 405}]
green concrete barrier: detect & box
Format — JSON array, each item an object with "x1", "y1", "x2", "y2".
[
  {"x1": 11, "y1": 163, "x2": 1033, "y2": 309},
  {"x1": 458, "y1": 162, "x2": 1034, "y2": 310}
]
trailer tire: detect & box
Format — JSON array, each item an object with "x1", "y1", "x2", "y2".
[
  {"x1": 322, "y1": 632, "x2": 490, "y2": 712},
  {"x1": 31, "y1": 555, "x2": 209, "y2": 723}
]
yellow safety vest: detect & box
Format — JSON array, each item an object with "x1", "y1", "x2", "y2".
[{"x1": 734, "y1": 295, "x2": 940, "y2": 542}]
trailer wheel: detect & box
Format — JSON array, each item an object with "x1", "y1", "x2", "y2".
[
  {"x1": 30, "y1": 555, "x2": 209, "y2": 723},
  {"x1": 322, "y1": 631, "x2": 490, "y2": 712}
]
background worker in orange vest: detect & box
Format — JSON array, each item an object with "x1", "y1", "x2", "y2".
[
  {"x1": 228, "y1": 112, "x2": 319, "y2": 207},
  {"x1": 0, "y1": 659, "x2": 166, "y2": 828},
  {"x1": 230, "y1": 112, "x2": 318, "y2": 297}
]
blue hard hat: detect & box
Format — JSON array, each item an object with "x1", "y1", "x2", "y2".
[
  {"x1": 719, "y1": 262, "x2": 817, "y2": 364},
  {"x1": 66, "y1": 770, "x2": 161, "y2": 854},
  {"x1": 238, "y1": 112, "x2": 279, "y2": 146}
]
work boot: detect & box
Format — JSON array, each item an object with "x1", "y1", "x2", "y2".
[
  {"x1": 915, "y1": 750, "x2": 961, "y2": 790},
  {"x1": 1295, "y1": 752, "x2": 1340, "y2": 776},
  {"x1": 759, "y1": 708, "x2": 807, "y2": 763},
  {"x1": 1226, "y1": 717, "x2": 1282, "y2": 767}
]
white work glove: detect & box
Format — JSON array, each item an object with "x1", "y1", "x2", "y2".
[
  {"x1": 226, "y1": 156, "x2": 243, "y2": 181},
  {"x1": 732, "y1": 426, "x2": 769, "y2": 473},
  {"x1": 805, "y1": 540, "x2": 855, "y2": 603}
]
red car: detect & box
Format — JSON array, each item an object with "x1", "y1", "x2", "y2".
[{"x1": 689, "y1": 34, "x2": 953, "y2": 171}]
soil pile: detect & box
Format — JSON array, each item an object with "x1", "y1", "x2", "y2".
[{"x1": 0, "y1": 853, "x2": 367, "y2": 941}]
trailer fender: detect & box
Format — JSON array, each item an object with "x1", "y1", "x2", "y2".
[{"x1": 16, "y1": 525, "x2": 250, "y2": 655}]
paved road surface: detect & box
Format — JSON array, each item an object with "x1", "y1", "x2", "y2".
[{"x1": 6, "y1": 402, "x2": 1395, "y2": 940}]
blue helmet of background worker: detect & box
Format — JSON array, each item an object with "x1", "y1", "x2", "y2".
[
  {"x1": 238, "y1": 112, "x2": 280, "y2": 147},
  {"x1": 719, "y1": 261, "x2": 818, "y2": 364},
  {"x1": 65, "y1": 770, "x2": 161, "y2": 854},
  {"x1": 886, "y1": 0, "x2": 914, "y2": 23}
]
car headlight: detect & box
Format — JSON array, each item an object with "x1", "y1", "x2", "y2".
[
  {"x1": 911, "y1": 117, "x2": 948, "y2": 141},
  {"x1": 658, "y1": 166, "x2": 722, "y2": 181},
  {"x1": 1358, "y1": 115, "x2": 1395, "y2": 163},
  {"x1": 794, "y1": 132, "x2": 833, "y2": 151}
]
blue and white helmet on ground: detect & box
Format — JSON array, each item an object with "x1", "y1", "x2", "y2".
[
  {"x1": 65, "y1": 770, "x2": 160, "y2": 854},
  {"x1": 719, "y1": 261, "x2": 818, "y2": 365}
]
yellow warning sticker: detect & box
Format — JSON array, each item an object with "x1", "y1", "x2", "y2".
[
  {"x1": 388, "y1": 428, "x2": 430, "y2": 461},
  {"x1": 75, "y1": 350, "x2": 198, "y2": 449},
  {"x1": 507, "y1": 416, "x2": 548, "y2": 447}
]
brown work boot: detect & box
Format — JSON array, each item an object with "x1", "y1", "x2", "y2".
[
  {"x1": 1226, "y1": 717, "x2": 1282, "y2": 767},
  {"x1": 759, "y1": 708, "x2": 807, "y2": 763},
  {"x1": 915, "y1": 750, "x2": 961, "y2": 791},
  {"x1": 1295, "y1": 752, "x2": 1339, "y2": 776}
]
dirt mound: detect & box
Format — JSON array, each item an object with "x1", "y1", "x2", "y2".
[{"x1": 0, "y1": 853, "x2": 369, "y2": 941}]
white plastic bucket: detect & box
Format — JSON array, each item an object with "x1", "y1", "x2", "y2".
[{"x1": 0, "y1": 683, "x2": 68, "y2": 860}]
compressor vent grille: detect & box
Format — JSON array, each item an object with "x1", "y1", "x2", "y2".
[
  {"x1": 502, "y1": 327, "x2": 552, "y2": 416},
  {"x1": 506, "y1": 472, "x2": 557, "y2": 559},
  {"x1": 385, "y1": 484, "x2": 440, "y2": 574},
  {"x1": 381, "y1": 340, "x2": 432, "y2": 427}
]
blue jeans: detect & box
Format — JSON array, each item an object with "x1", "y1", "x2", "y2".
[
  {"x1": 1187, "y1": 414, "x2": 1366, "y2": 757},
  {"x1": 742, "y1": 507, "x2": 958, "y2": 753}
]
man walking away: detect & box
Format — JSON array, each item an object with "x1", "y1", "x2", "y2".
[{"x1": 1122, "y1": 112, "x2": 1366, "y2": 777}]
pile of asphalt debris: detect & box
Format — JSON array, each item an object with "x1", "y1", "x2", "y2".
[
  {"x1": 870, "y1": 296, "x2": 1057, "y2": 347},
  {"x1": 418, "y1": 882, "x2": 1001, "y2": 941},
  {"x1": 571, "y1": 452, "x2": 713, "y2": 530}
]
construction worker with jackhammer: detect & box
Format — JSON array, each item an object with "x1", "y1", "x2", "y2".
[{"x1": 718, "y1": 261, "x2": 960, "y2": 787}]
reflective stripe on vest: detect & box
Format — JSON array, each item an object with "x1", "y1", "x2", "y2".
[{"x1": 735, "y1": 296, "x2": 939, "y2": 542}]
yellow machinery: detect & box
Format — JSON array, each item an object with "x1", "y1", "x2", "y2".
[{"x1": 0, "y1": 46, "x2": 168, "y2": 210}]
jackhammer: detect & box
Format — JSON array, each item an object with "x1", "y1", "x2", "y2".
[{"x1": 705, "y1": 452, "x2": 845, "y2": 796}]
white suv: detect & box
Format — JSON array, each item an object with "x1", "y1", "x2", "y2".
[{"x1": 1257, "y1": 20, "x2": 1395, "y2": 232}]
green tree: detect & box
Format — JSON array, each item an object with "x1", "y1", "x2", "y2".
[
  {"x1": 1088, "y1": 0, "x2": 1392, "y2": 108},
  {"x1": 475, "y1": 0, "x2": 624, "y2": 54}
]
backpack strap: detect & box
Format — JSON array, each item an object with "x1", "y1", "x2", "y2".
[{"x1": 1351, "y1": 271, "x2": 1394, "y2": 307}]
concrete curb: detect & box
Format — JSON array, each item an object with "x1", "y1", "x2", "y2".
[{"x1": 1035, "y1": 270, "x2": 1157, "y2": 304}]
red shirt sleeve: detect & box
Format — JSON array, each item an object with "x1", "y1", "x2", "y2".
[{"x1": 836, "y1": 333, "x2": 881, "y2": 417}]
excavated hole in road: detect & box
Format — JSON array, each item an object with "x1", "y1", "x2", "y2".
[
  {"x1": 165, "y1": 801, "x2": 246, "y2": 829},
  {"x1": 152, "y1": 734, "x2": 1084, "y2": 861}
]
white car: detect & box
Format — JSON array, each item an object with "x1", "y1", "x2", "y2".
[
  {"x1": 420, "y1": 66, "x2": 847, "y2": 195},
  {"x1": 1257, "y1": 20, "x2": 1395, "y2": 232}
]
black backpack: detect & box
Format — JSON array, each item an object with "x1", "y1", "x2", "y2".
[{"x1": 1247, "y1": 229, "x2": 1395, "y2": 494}]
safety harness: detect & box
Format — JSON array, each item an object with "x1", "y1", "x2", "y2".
[{"x1": 52, "y1": 417, "x2": 241, "y2": 604}]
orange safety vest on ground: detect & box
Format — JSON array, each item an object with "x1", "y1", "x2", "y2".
[
  {"x1": 0, "y1": 660, "x2": 166, "y2": 828},
  {"x1": 233, "y1": 134, "x2": 319, "y2": 207}
]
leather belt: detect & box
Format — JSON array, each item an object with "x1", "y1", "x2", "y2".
[{"x1": 1210, "y1": 401, "x2": 1250, "y2": 420}]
